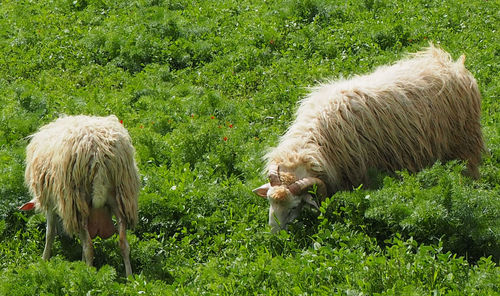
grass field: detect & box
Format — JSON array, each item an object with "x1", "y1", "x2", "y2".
[{"x1": 0, "y1": 0, "x2": 498, "y2": 294}]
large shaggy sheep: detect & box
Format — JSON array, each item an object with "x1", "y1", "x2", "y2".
[
  {"x1": 19, "y1": 115, "x2": 140, "y2": 276},
  {"x1": 254, "y1": 45, "x2": 484, "y2": 232}
]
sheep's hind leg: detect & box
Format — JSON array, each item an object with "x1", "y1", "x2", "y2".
[
  {"x1": 116, "y1": 215, "x2": 132, "y2": 277},
  {"x1": 42, "y1": 210, "x2": 57, "y2": 260},
  {"x1": 79, "y1": 220, "x2": 94, "y2": 267}
]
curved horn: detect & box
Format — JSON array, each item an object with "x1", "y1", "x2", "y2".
[
  {"x1": 268, "y1": 164, "x2": 281, "y2": 186},
  {"x1": 288, "y1": 177, "x2": 327, "y2": 197}
]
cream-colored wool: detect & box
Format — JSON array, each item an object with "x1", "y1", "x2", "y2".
[
  {"x1": 265, "y1": 45, "x2": 483, "y2": 195},
  {"x1": 25, "y1": 115, "x2": 140, "y2": 235}
]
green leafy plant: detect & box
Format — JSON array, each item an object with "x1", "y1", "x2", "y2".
[{"x1": 0, "y1": 0, "x2": 498, "y2": 294}]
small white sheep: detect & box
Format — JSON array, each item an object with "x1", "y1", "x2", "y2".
[
  {"x1": 19, "y1": 115, "x2": 140, "y2": 276},
  {"x1": 254, "y1": 45, "x2": 484, "y2": 232}
]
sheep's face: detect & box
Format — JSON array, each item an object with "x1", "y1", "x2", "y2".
[
  {"x1": 253, "y1": 183, "x2": 307, "y2": 233},
  {"x1": 253, "y1": 167, "x2": 323, "y2": 233}
]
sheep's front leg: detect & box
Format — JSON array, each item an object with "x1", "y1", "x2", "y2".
[
  {"x1": 79, "y1": 220, "x2": 94, "y2": 266},
  {"x1": 42, "y1": 210, "x2": 57, "y2": 260},
  {"x1": 465, "y1": 162, "x2": 480, "y2": 179},
  {"x1": 117, "y1": 217, "x2": 132, "y2": 277}
]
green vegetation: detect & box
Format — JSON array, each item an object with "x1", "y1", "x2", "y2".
[{"x1": 0, "y1": 0, "x2": 498, "y2": 294}]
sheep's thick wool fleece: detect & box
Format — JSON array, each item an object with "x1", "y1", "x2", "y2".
[
  {"x1": 266, "y1": 45, "x2": 483, "y2": 192},
  {"x1": 25, "y1": 115, "x2": 140, "y2": 234}
]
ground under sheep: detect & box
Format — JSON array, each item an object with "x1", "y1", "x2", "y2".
[
  {"x1": 20, "y1": 115, "x2": 140, "y2": 276},
  {"x1": 254, "y1": 45, "x2": 484, "y2": 232}
]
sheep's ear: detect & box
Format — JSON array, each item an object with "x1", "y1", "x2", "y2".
[
  {"x1": 303, "y1": 194, "x2": 319, "y2": 210},
  {"x1": 19, "y1": 201, "x2": 35, "y2": 211},
  {"x1": 253, "y1": 183, "x2": 271, "y2": 198}
]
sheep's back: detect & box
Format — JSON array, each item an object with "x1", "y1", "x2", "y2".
[{"x1": 268, "y1": 45, "x2": 483, "y2": 191}]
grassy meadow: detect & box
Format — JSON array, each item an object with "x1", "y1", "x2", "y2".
[{"x1": 0, "y1": 0, "x2": 498, "y2": 294}]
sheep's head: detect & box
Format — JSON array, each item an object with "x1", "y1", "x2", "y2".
[{"x1": 253, "y1": 164, "x2": 327, "y2": 233}]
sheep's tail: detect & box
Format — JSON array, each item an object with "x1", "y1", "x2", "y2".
[{"x1": 60, "y1": 188, "x2": 90, "y2": 234}]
